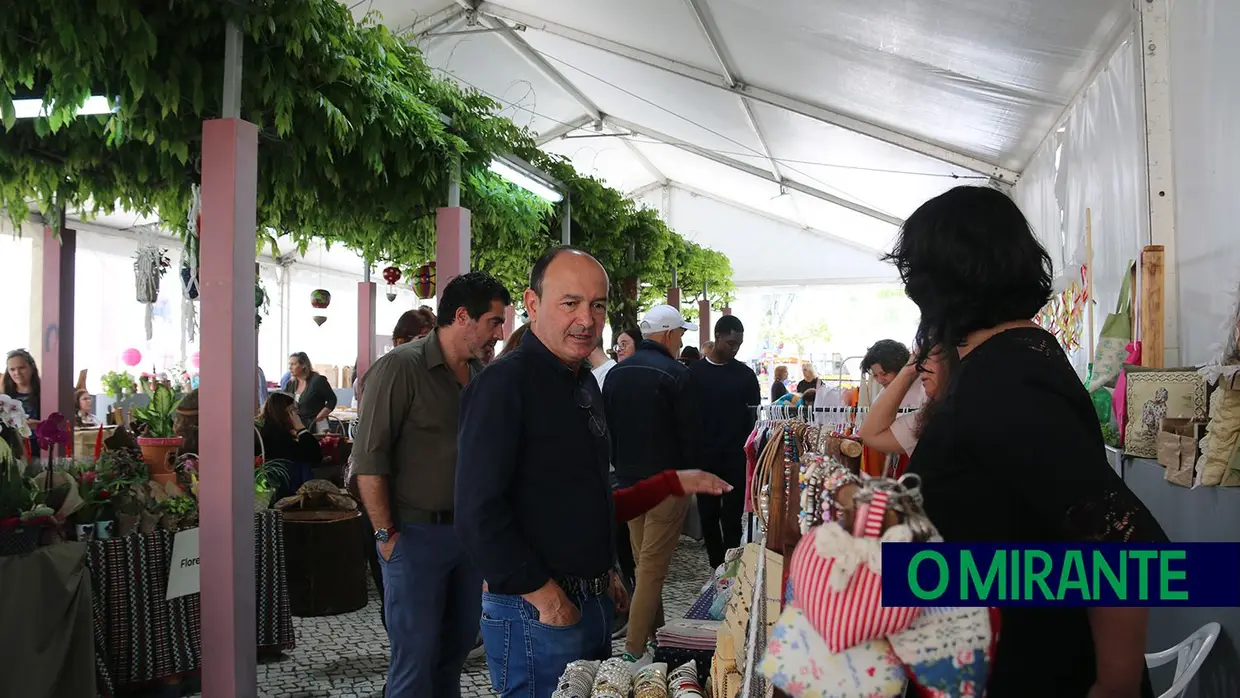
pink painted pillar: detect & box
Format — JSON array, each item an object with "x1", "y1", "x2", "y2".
[
  {"x1": 723, "y1": 306, "x2": 732, "y2": 316},
  {"x1": 667, "y1": 287, "x2": 681, "y2": 309},
  {"x1": 698, "y1": 299, "x2": 711, "y2": 348},
  {"x1": 40, "y1": 221, "x2": 75, "y2": 425},
  {"x1": 356, "y1": 280, "x2": 376, "y2": 401},
  {"x1": 436, "y1": 206, "x2": 471, "y2": 289},
  {"x1": 198, "y1": 118, "x2": 259, "y2": 698},
  {"x1": 502, "y1": 305, "x2": 517, "y2": 340}
]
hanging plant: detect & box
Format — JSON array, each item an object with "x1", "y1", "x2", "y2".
[
  {"x1": 310, "y1": 289, "x2": 331, "y2": 327},
  {"x1": 255, "y1": 277, "x2": 270, "y2": 328},
  {"x1": 413, "y1": 262, "x2": 436, "y2": 300},
  {"x1": 382, "y1": 266, "x2": 401, "y2": 302},
  {"x1": 134, "y1": 244, "x2": 171, "y2": 341}
]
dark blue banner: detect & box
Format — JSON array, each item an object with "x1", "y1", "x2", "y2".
[{"x1": 881, "y1": 543, "x2": 1240, "y2": 607}]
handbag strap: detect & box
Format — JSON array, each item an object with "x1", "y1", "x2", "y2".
[
  {"x1": 1115, "y1": 260, "x2": 1136, "y2": 314},
  {"x1": 852, "y1": 489, "x2": 890, "y2": 538}
]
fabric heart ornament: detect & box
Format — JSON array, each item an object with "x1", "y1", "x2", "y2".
[
  {"x1": 889, "y1": 606, "x2": 995, "y2": 698},
  {"x1": 761, "y1": 605, "x2": 906, "y2": 698},
  {"x1": 789, "y1": 489, "x2": 922, "y2": 653}
]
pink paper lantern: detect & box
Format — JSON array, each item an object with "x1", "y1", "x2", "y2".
[
  {"x1": 191, "y1": 351, "x2": 201, "y2": 369},
  {"x1": 121, "y1": 348, "x2": 142, "y2": 367}
]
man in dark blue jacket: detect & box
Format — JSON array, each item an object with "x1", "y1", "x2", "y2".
[{"x1": 602, "y1": 304, "x2": 700, "y2": 661}]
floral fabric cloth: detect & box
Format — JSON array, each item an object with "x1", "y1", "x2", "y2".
[
  {"x1": 888, "y1": 606, "x2": 993, "y2": 698},
  {"x1": 761, "y1": 606, "x2": 906, "y2": 698}
]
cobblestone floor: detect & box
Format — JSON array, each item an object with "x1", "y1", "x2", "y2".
[{"x1": 233, "y1": 536, "x2": 712, "y2": 698}]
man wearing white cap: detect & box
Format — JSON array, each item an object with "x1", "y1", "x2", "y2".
[{"x1": 601, "y1": 304, "x2": 701, "y2": 662}]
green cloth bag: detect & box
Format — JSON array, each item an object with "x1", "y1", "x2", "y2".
[
  {"x1": 1087, "y1": 261, "x2": 1136, "y2": 392},
  {"x1": 1087, "y1": 364, "x2": 1113, "y2": 425}
]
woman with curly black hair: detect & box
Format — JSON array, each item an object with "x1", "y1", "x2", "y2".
[{"x1": 888, "y1": 186, "x2": 1163, "y2": 698}]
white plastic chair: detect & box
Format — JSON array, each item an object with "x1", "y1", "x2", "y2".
[{"x1": 1146, "y1": 622, "x2": 1220, "y2": 698}]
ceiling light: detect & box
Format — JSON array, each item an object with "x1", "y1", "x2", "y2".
[
  {"x1": 13, "y1": 95, "x2": 118, "y2": 120},
  {"x1": 489, "y1": 158, "x2": 563, "y2": 203}
]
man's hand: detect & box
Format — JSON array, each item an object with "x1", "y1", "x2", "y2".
[
  {"x1": 608, "y1": 570, "x2": 630, "y2": 614},
  {"x1": 522, "y1": 579, "x2": 580, "y2": 627},
  {"x1": 377, "y1": 532, "x2": 400, "y2": 561},
  {"x1": 676, "y1": 470, "x2": 733, "y2": 496}
]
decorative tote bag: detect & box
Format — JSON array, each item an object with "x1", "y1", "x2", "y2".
[
  {"x1": 1123, "y1": 367, "x2": 1208, "y2": 458},
  {"x1": 761, "y1": 606, "x2": 906, "y2": 698},
  {"x1": 787, "y1": 489, "x2": 922, "y2": 653},
  {"x1": 888, "y1": 606, "x2": 996, "y2": 697},
  {"x1": 1088, "y1": 261, "x2": 1136, "y2": 392}
]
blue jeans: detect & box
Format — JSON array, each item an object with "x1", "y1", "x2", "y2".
[
  {"x1": 378, "y1": 524, "x2": 483, "y2": 698},
  {"x1": 479, "y1": 590, "x2": 614, "y2": 698}
]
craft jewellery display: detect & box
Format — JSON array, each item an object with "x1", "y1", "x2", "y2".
[
  {"x1": 552, "y1": 660, "x2": 599, "y2": 698},
  {"x1": 633, "y1": 663, "x2": 670, "y2": 698},
  {"x1": 669, "y1": 660, "x2": 704, "y2": 698},
  {"x1": 591, "y1": 658, "x2": 633, "y2": 698}
]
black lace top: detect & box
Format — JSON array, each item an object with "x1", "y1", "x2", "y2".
[{"x1": 908, "y1": 327, "x2": 1165, "y2": 697}]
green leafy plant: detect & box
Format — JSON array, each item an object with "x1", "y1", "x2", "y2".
[
  {"x1": 162, "y1": 495, "x2": 195, "y2": 517},
  {"x1": 254, "y1": 458, "x2": 291, "y2": 495},
  {"x1": 101, "y1": 370, "x2": 136, "y2": 399},
  {"x1": 130, "y1": 384, "x2": 183, "y2": 439}
]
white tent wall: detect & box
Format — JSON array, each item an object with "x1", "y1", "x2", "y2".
[
  {"x1": 1013, "y1": 27, "x2": 1148, "y2": 376},
  {"x1": 1169, "y1": 0, "x2": 1240, "y2": 366}
]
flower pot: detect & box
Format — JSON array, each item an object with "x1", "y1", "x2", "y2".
[
  {"x1": 160, "y1": 514, "x2": 179, "y2": 532},
  {"x1": 180, "y1": 265, "x2": 199, "y2": 300},
  {"x1": 117, "y1": 513, "x2": 140, "y2": 536},
  {"x1": 139, "y1": 511, "x2": 160, "y2": 534},
  {"x1": 95, "y1": 519, "x2": 116, "y2": 540},
  {"x1": 138, "y1": 436, "x2": 183, "y2": 480},
  {"x1": 74, "y1": 523, "x2": 96, "y2": 542},
  {"x1": 254, "y1": 490, "x2": 273, "y2": 512}
]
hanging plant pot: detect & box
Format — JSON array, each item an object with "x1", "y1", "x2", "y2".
[
  {"x1": 180, "y1": 264, "x2": 199, "y2": 300},
  {"x1": 382, "y1": 266, "x2": 402, "y2": 302},
  {"x1": 311, "y1": 289, "x2": 331, "y2": 309},
  {"x1": 313, "y1": 315, "x2": 327, "y2": 327},
  {"x1": 413, "y1": 262, "x2": 436, "y2": 299}
]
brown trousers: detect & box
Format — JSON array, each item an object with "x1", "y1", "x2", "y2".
[{"x1": 625, "y1": 495, "x2": 690, "y2": 654}]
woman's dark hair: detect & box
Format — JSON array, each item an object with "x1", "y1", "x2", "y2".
[
  {"x1": 289, "y1": 352, "x2": 313, "y2": 377},
  {"x1": 258, "y1": 391, "x2": 298, "y2": 434},
  {"x1": 884, "y1": 186, "x2": 1052, "y2": 367},
  {"x1": 500, "y1": 324, "x2": 531, "y2": 358},
  {"x1": 619, "y1": 327, "x2": 643, "y2": 345},
  {"x1": 393, "y1": 307, "x2": 436, "y2": 343},
  {"x1": 3, "y1": 349, "x2": 40, "y2": 400},
  {"x1": 679, "y1": 346, "x2": 701, "y2": 363},
  {"x1": 861, "y1": 340, "x2": 910, "y2": 375}
]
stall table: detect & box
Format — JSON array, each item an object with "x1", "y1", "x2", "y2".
[{"x1": 86, "y1": 511, "x2": 295, "y2": 695}]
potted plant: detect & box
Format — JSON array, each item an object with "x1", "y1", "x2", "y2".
[
  {"x1": 101, "y1": 371, "x2": 136, "y2": 401},
  {"x1": 254, "y1": 458, "x2": 291, "y2": 511},
  {"x1": 161, "y1": 495, "x2": 195, "y2": 531},
  {"x1": 131, "y1": 384, "x2": 184, "y2": 482}
]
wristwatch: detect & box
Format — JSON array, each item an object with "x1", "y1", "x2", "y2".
[{"x1": 374, "y1": 526, "x2": 398, "y2": 543}]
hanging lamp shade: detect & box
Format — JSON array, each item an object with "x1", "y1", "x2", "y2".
[
  {"x1": 382, "y1": 266, "x2": 402, "y2": 302},
  {"x1": 413, "y1": 262, "x2": 436, "y2": 299},
  {"x1": 310, "y1": 289, "x2": 331, "y2": 309}
]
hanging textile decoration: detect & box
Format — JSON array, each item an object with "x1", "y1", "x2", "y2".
[
  {"x1": 413, "y1": 262, "x2": 436, "y2": 299},
  {"x1": 1035, "y1": 264, "x2": 1089, "y2": 353},
  {"x1": 179, "y1": 184, "x2": 202, "y2": 362},
  {"x1": 311, "y1": 289, "x2": 331, "y2": 326},
  {"x1": 382, "y1": 266, "x2": 402, "y2": 302},
  {"x1": 134, "y1": 243, "x2": 170, "y2": 341}
]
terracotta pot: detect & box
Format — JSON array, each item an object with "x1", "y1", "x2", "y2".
[
  {"x1": 160, "y1": 514, "x2": 179, "y2": 532},
  {"x1": 138, "y1": 436, "x2": 183, "y2": 476},
  {"x1": 139, "y1": 511, "x2": 160, "y2": 534}
]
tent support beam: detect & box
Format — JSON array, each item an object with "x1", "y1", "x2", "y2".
[
  {"x1": 606, "y1": 116, "x2": 904, "y2": 228},
  {"x1": 668, "y1": 182, "x2": 888, "y2": 257},
  {"x1": 627, "y1": 180, "x2": 668, "y2": 200},
  {"x1": 455, "y1": 1, "x2": 603, "y2": 121},
  {"x1": 475, "y1": 1, "x2": 1019, "y2": 184},
  {"x1": 408, "y1": 6, "x2": 467, "y2": 36},
  {"x1": 683, "y1": 0, "x2": 785, "y2": 183},
  {"x1": 536, "y1": 115, "x2": 596, "y2": 145}
]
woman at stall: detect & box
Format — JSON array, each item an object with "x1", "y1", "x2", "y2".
[
  {"x1": 887, "y1": 185, "x2": 1163, "y2": 697},
  {"x1": 614, "y1": 327, "x2": 642, "y2": 362},
  {"x1": 795, "y1": 361, "x2": 817, "y2": 393},
  {"x1": 256, "y1": 392, "x2": 322, "y2": 503},
  {"x1": 770, "y1": 365, "x2": 790, "y2": 402},
  {"x1": 856, "y1": 346, "x2": 946, "y2": 456},
  {"x1": 4, "y1": 349, "x2": 40, "y2": 424},
  {"x1": 284, "y1": 352, "x2": 337, "y2": 433},
  {"x1": 74, "y1": 389, "x2": 98, "y2": 428}
]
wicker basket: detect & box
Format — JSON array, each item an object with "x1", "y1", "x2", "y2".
[{"x1": 0, "y1": 527, "x2": 40, "y2": 557}]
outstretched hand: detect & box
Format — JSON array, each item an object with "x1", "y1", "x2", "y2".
[{"x1": 676, "y1": 470, "x2": 733, "y2": 496}]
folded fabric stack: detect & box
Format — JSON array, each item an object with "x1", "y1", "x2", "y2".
[{"x1": 655, "y1": 619, "x2": 720, "y2": 652}]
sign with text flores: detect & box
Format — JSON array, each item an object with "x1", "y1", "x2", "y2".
[
  {"x1": 881, "y1": 543, "x2": 1240, "y2": 607},
  {"x1": 166, "y1": 527, "x2": 201, "y2": 600}
]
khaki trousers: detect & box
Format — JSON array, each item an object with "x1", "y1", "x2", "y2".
[{"x1": 625, "y1": 495, "x2": 690, "y2": 654}]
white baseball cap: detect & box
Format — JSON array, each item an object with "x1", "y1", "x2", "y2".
[{"x1": 639, "y1": 305, "x2": 698, "y2": 333}]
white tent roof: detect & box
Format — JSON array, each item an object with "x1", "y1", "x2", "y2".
[{"x1": 353, "y1": 0, "x2": 1131, "y2": 286}]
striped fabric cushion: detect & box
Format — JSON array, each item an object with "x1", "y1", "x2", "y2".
[{"x1": 789, "y1": 490, "x2": 921, "y2": 653}]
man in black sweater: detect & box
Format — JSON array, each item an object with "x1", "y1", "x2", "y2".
[
  {"x1": 603, "y1": 304, "x2": 700, "y2": 661},
  {"x1": 689, "y1": 315, "x2": 760, "y2": 568}
]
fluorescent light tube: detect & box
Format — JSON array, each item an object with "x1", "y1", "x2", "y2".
[
  {"x1": 13, "y1": 95, "x2": 118, "y2": 120},
  {"x1": 489, "y1": 159, "x2": 563, "y2": 203}
]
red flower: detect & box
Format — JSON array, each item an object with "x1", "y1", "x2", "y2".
[
  {"x1": 255, "y1": 456, "x2": 264, "y2": 469},
  {"x1": 97, "y1": 489, "x2": 111, "y2": 500},
  {"x1": 81, "y1": 470, "x2": 98, "y2": 486}
]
